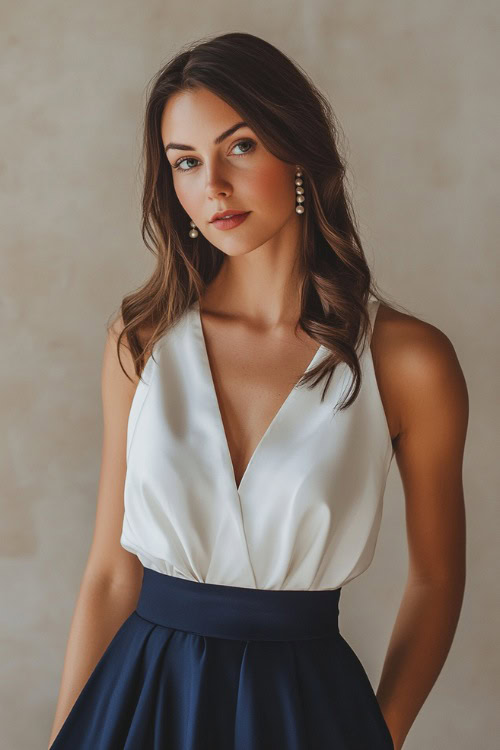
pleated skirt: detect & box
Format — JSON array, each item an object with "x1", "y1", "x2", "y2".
[{"x1": 50, "y1": 567, "x2": 394, "y2": 749}]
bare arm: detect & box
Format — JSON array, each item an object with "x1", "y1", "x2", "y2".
[
  {"x1": 48, "y1": 319, "x2": 145, "y2": 748},
  {"x1": 374, "y1": 318, "x2": 468, "y2": 749}
]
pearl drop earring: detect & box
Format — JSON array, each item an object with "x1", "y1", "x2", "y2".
[
  {"x1": 295, "y1": 166, "x2": 305, "y2": 214},
  {"x1": 189, "y1": 220, "x2": 199, "y2": 238}
]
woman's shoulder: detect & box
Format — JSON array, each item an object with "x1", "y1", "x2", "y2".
[
  {"x1": 106, "y1": 314, "x2": 158, "y2": 385},
  {"x1": 370, "y1": 301, "x2": 466, "y2": 442},
  {"x1": 373, "y1": 302, "x2": 459, "y2": 375}
]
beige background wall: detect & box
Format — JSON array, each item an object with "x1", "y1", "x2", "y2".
[{"x1": 2, "y1": 2, "x2": 498, "y2": 748}]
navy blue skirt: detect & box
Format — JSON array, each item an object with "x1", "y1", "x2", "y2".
[{"x1": 50, "y1": 567, "x2": 393, "y2": 749}]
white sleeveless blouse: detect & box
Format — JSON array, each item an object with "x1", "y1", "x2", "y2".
[{"x1": 120, "y1": 295, "x2": 394, "y2": 591}]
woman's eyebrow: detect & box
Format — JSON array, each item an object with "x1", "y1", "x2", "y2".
[{"x1": 164, "y1": 121, "x2": 249, "y2": 153}]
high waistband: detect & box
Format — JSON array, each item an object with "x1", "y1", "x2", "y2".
[{"x1": 135, "y1": 567, "x2": 342, "y2": 642}]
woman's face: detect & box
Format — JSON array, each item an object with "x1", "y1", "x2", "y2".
[{"x1": 160, "y1": 87, "x2": 299, "y2": 257}]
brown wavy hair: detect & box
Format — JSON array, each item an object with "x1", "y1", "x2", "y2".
[{"x1": 110, "y1": 31, "x2": 408, "y2": 411}]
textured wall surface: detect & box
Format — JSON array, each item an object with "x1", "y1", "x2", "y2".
[{"x1": 2, "y1": 2, "x2": 498, "y2": 748}]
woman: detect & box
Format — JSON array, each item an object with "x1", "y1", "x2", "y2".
[{"x1": 48, "y1": 32, "x2": 468, "y2": 750}]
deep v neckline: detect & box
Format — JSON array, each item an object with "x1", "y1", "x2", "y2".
[{"x1": 192, "y1": 299, "x2": 325, "y2": 495}]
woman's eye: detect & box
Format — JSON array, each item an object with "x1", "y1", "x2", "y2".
[
  {"x1": 173, "y1": 156, "x2": 198, "y2": 172},
  {"x1": 172, "y1": 139, "x2": 256, "y2": 172},
  {"x1": 232, "y1": 139, "x2": 255, "y2": 155}
]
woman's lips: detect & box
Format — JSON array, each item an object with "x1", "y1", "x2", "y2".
[{"x1": 211, "y1": 211, "x2": 251, "y2": 230}]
